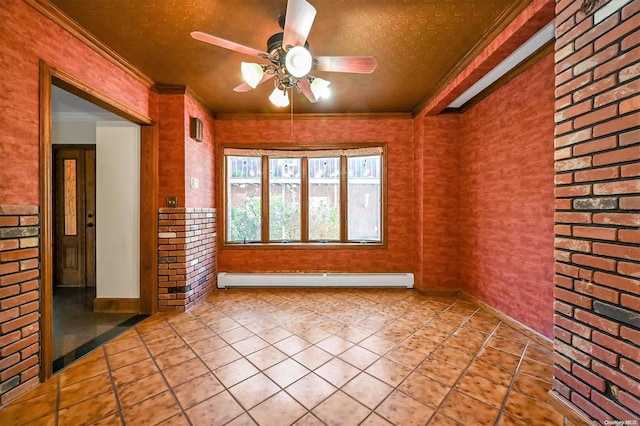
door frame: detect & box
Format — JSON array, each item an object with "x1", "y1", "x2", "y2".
[{"x1": 40, "y1": 61, "x2": 158, "y2": 380}]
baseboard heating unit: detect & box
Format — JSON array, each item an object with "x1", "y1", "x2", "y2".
[{"x1": 217, "y1": 272, "x2": 414, "y2": 289}]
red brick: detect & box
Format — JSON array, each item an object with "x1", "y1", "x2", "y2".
[
  {"x1": 555, "y1": 325, "x2": 573, "y2": 343},
  {"x1": 622, "y1": 163, "x2": 640, "y2": 177},
  {"x1": 554, "y1": 287, "x2": 593, "y2": 309},
  {"x1": 620, "y1": 128, "x2": 640, "y2": 146},
  {"x1": 593, "y1": 271, "x2": 639, "y2": 293},
  {"x1": 571, "y1": 253, "x2": 617, "y2": 271},
  {"x1": 18, "y1": 216, "x2": 38, "y2": 226},
  {"x1": 621, "y1": 292, "x2": 640, "y2": 311},
  {"x1": 594, "y1": 179, "x2": 640, "y2": 195},
  {"x1": 555, "y1": 300, "x2": 574, "y2": 316},
  {"x1": 555, "y1": 212, "x2": 592, "y2": 224},
  {"x1": 620, "y1": 93, "x2": 640, "y2": 114},
  {"x1": 593, "y1": 112, "x2": 640, "y2": 138},
  {"x1": 574, "y1": 280, "x2": 619, "y2": 303},
  {"x1": 574, "y1": 309, "x2": 620, "y2": 335},
  {"x1": 621, "y1": 28, "x2": 640, "y2": 51},
  {"x1": 619, "y1": 229, "x2": 640, "y2": 243},
  {"x1": 593, "y1": 242, "x2": 640, "y2": 261},
  {"x1": 574, "y1": 45, "x2": 619, "y2": 76},
  {"x1": 572, "y1": 136, "x2": 617, "y2": 156},
  {"x1": 573, "y1": 75, "x2": 617, "y2": 103},
  {"x1": 0, "y1": 217, "x2": 19, "y2": 226},
  {"x1": 572, "y1": 363, "x2": 606, "y2": 392},
  {"x1": 593, "y1": 330, "x2": 640, "y2": 363},
  {"x1": 555, "y1": 128, "x2": 593, "y2": 148},
  {"x1": 0, "y1": 270, "x2": 39, "y2": 287},
  {"x1": 0, "y1": 306, "x2": 19, "y2": 324},
  {"x1": 555, "y1": 156, "x2": 592, "y2": 171},
  {"x1": 618, "y1": 358, "x2": 640, "y2": 381},
  {"x1": 621, "y1": 326, "x2": 640, "y2": 345},
  {"x1": 573, "y1": 104, "x2": 618, "y2": 130},
  {"x1": 556, "y1": 73, "x2": 593, "y2": 100},
  {"x1": 556, "y1": 262, "x2": 581, "y2": 278},
  {"x1": 0, "y1": 248, "x2": 38, "y2": 262},
  {"x1": 572, "y1": 226, "x2": 617, "y2": 241},
  {"x1": 0, "y1": 330, "x2": 20, "y2": 348},
  {"x1": 554, "y1": 313, "x2": 592, "y2": 338},
  {"x1": 618, "y1": 261, "x2": 640, "y2": 278},
  {"x1": 553, "y1": 366, "x2": 591, "y2": 397},
  {"x1": 0, "y1": 355, "x2": 38, "y2": 382},
  {"x1": 0, "y1": 353, "x2": 19, "y2": 371},
  {"x1": 617, "y1": 390, "x2": 640, "y2": 418},
  {"x1": 0, "y1": 262, "x2": 19, "y2": 276},
  {"x1": 0, "y1": 291, "x2": 39, "y2": 310},
  {"x1": 594, "y1": 75, "x2": 640, "y2": 107},
  {"x1": 0, "y1": 240, "x2": 19, "y2": 252},
  {"x1": 555, "y1": 224, "x2": 572, "y2": 236},
  {"x1": 594, "y1": 45, "x2": 640, "y2": 79},
  {"x1": 0, "y1": 312, "x2": 38, "y2": 334},
  {"x1": 554, "y1": 184, "x2": 592, "y2": 197},
  {"x1": 591, "y1": 391, "x2": 638, "y2": 425},
  {"x1": 556, "y1": 199, "x2": 573, "y2": 210},
  {"x1": 555, "y1": 237, "x2": 591, "y2": 253},
  {"x1": 573, "y1": 335, "x2": 618, "y2": 365},
  {"x1": 574, "y1": 166, "x2": 620, "y2": 182},
  {"x1": 0, "y1": 333, "x2": 38, "y2": 358},
  {"x1": 593, "y1": 212, "x2": 640, "y2": 226},
  {"x1": 596, "y1": 12, "x2": 640, "y2": 50},
  {"x1": 555, "y1": 339, "x2": 592, "y2": 367}
]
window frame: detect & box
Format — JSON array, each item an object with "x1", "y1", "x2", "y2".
[{"x1": 220, "y1": 143, "x2": 387, "y2": 249}]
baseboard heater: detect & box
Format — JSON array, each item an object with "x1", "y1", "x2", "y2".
[{"x1": 217, "y1": 272, "x2": 414, "y2": 289}]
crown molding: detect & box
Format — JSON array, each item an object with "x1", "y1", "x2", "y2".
[
  {"x1": 26, "y1": 0, "x2": 154, "y2": 88},
  {"x1": 215, "y1": 112, "x2": 413, "y2": 121}
]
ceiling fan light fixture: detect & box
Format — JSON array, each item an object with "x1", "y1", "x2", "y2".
[
  {"x1": 241, "y1": 62, "x2": 264, "y2": 88},
  {"x1": 269, "y1": 87, "x2": 290, "y2": 107},
  {"x1": 285, "y1": 46, "x2": 312, "y2": 78},
  {"x1": 310, "y1": 77, "x2": 331, "y2": 99}
]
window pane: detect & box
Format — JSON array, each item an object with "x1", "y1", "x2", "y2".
[
  {"x1": 64, "y1": 159, "x2": 77, "y2": 236},
  {"x1": 348, "y1": 155, "x2": 381, "y2": 241},
  {"x1": 269, "y1": 158, "x2": 301, "y2": 241},
  {"x1": 227, "y1": 156, "x2": 261, "y2": 242},
  {"x1": 308, "y1": 157, "x2": 340, "y2": 241}
]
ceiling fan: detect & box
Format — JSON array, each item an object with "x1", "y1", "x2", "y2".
[{"x1": 191, "y1": 0, "x2": 377, "y2": 107}]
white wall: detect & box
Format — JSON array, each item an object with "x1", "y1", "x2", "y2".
[
  {"x1": 96, "y1": 122, "x2": 140, "y2": 299},
  {"x1": 52, "y1": 121, "x2": 96, "y2": 144}
]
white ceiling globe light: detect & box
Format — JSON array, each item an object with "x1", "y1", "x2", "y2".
[
  {"x1": 285, "y1": 46, "x2": 313, "y2": 78},
  {"x1": 310, "y1": 77, "x2": 331, "y2": 99},
  {"x1": 269, "y1": 87, "x2": 290, "y2": 107},
  {"x1": 241, "y1": 62, "x2": 264, "y2": 88}
]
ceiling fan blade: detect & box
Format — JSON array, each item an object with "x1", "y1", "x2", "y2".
[
  {"x1": 315, "y1": 56, "x2": 377, "y2": 74},
  {"x1": 191, "y1": 31, "x2": 267, "y2": 57},
  {"x1": 299, "y1": 78, "x2": 318, "y2": 103},
  {"x1": 282, "y1": 0, "x2": 317, "y2": 47},
  {"x1": 233, "y1": 73, "x2": 275, "y2": 92}
]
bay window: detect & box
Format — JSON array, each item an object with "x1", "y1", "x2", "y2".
[{"x1": 223, "y1": 145, "x2": 385, "y2": 246}]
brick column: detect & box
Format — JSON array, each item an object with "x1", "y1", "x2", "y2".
[
  {"x1": 158, "y1": 208, "x2": 216, "y2": 312},
  {"x1": 0, "y1": 205, "x2": 40, "y2": 406},
  {"x1": 552, "y1": 0, "x2": 640, "y2": 423}
]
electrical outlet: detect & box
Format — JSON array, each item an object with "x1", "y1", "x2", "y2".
[{"x1": 191, "y1": 177, "x2": 199, "y2": 188}]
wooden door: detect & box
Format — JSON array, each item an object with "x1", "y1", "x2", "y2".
[{"x1": 53, "y1": 146, "x2": 96, "y2": 287}]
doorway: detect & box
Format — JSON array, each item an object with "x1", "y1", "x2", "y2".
[{"x1": 40, "y1": 63, "x2": 159, "y2": 379}]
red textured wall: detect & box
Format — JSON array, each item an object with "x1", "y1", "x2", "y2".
[
  {"x1": 184, "y1": 95, "x2": 215, "y2": 208},
  {"x1": 215, "y1": 117, "x2": 415, "y2": 273},
  {"x1": 419, "y1": 115, "x2": 461, "y2": 291},
  {"x1": 158, "y1": 94, "x2": 186, "y2": 207},
  {"x1": 459, "y1": 53, "x2": 556, "y2": 338},
  {"x1": 0, "y1": 0, "x2": 155, "y2": 206}
]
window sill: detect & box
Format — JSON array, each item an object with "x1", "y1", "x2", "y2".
[{"x1": 221, "y1": 241, "x2": 386, "y2": 250}]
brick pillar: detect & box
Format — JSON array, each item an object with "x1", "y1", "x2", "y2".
[
  {"x1": 551, "y1": 0, "x2": 640, "y2": 423},
  {"x1": 158, "y1": 208, "x2": 216, "y2": 312},
  {"x1": 0, "y1": 205, "x2": 40, "y2": 407}
]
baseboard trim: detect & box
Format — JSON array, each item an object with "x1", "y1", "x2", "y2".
[
  {"x1": 548, "y1": 391, "x2": 599, "y2": 426},
  {"x1": 416, "y1": 288, "x2": 461, "y2": 297},
  {"x1": 93, "y1": 298, "x2": 140, "y2": 313},
  {"x1": 461, "y1": 291, "x2": 552, "y2": 350}
]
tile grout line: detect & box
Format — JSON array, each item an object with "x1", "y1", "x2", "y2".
[
  {"x1": 493, "y1": 339, "x2": 531, "y2": 426},
  {"x1": 101, "y1": 345, "x2": 127, "y2": 425}
]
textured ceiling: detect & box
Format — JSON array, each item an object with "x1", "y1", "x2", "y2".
[{"x1": 49, "y1": 0, "x2": 524, "y2": 115}]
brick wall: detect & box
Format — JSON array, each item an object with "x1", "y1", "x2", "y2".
[
  {"x1": 552, "y1": 0, "x2": 640, "y2": 422},
  {"x1": 158, "y1": 208, "x2": 216, "y2": 312},
  {"x1": 0, "y1": 205, "x2": 40, "y2": 405}
]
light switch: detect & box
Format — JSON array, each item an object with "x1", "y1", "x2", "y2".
[{"x1": 191, "y1": 177, "x2": 199, "y2": 188}]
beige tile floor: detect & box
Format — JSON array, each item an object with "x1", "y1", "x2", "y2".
[{"x1": 0, "y1": 288, "x2": 565, "y2": 425}]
